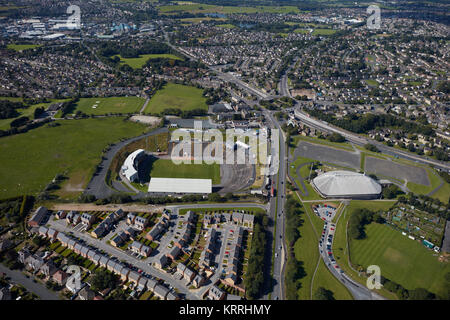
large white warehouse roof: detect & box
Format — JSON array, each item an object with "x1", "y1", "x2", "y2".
[
  {"x1": 148, "y1": 178, "x2": 212, "y2": 194},
  {"x1": 312, "y1": 170, "x2": 382, "y2": 199}
]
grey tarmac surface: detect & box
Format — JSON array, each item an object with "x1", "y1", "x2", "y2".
[
  {"x1": 365, "y1": 156, "x2": 429, "y2": 185},
  {"x1": 294, "y1": 141, "x2": 360, "y2": 170}
]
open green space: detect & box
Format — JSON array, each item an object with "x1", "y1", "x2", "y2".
[
  {"x1": 289, "y1": 156, "x2": 323, "y2": 201},
  {"x1": 179, "y1": 17, "x2": 226, "y2": 23},
  {"x1": 350, "y1": 223, "x2": 450, "y2": 298},
  {"x1": 0, "y1": 99, "x2": 70, "y2": 130},
  {"x1": 148, "y1": 158, "x2": 220, "y2": 184},
  {"x1": 158, "y1": 3, "x2": 300, "y2": 14},
  {"x1": 216, "y1": 24, "x2": 236, "y2": 29},
  {"x1": 312, "y1": 259, "x2": 353, "y2": 300},
  {"x1": 332, "y1": 200, "x2": 401, "y2": 300},
  {"x1": 144, "y1": 83, "x2": 207, "y2": 114},
  {"x1": 312, "y1": 29, "x2": 337, "y2": 35},
  {"x1": 0, "y1": 117, "x2": 148, "y2": 200},
  {"x1": 431, "y1": 183, "x2": 450, "y2": 204},
  {"x1": 365, "y1": 79, "x2": 379, "y2": 87},
  {"x1": 73, "y1": 97, "x2": 146, "y2": 115},
  {"x1": 292, "y1": 194, "x2": 320, "y2": 300},
  {"x1": 406, "y1": 167, "x2": 442, "y2": 196},
  {"x1": 115, "y1": 54, "x2": 183, "y2": 69},
  {"x1": 7, "y1": 44, "x2": 42, "y2": 51}
]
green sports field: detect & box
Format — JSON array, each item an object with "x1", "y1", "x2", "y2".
[
  {"x1": 148, "y1": 158, "x2": 220, "y2": 184},
  {"x1": 0, "y1": 117, "x2": 147, "y2": 200},
  {"x1": 144, "y1": 83, "x2": 208, "y2": 114},
  {"x1": 73, "y1": 97, "x2": 146, "y2": 115},
  {"x1": 7, "y1": 44, "x2": 42, "y2": 51},
  {"x1": 350, "y1": 223, "x2": 450, "y2": 297},
  {"x1": 116, "y1": 54, "x2": 183, "y2": 69}
]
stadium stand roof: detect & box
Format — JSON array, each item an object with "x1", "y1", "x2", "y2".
[
  {"x1": 148, "y1": 178, "x2": 212, "y2": 194},
  {"x1": 312, "y1": 170, "x2": 382, "y2": 199},
  {"x1": 121, "y1": 149, "x2": 145, "y2": 182}
]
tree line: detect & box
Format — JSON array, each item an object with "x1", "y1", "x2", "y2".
[{"x1": 306, "y1": 109, "x2": 435, "y2": 137}]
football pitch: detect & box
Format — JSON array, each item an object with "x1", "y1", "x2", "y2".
[{"x1": 148, "y1": 158, "x2": 221, "y2": 184}]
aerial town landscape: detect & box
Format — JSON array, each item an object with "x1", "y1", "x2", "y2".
[{"x1": 0, "y1": 0, "x2": 449, "y2": 308}]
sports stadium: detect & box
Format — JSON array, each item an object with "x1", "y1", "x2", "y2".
[{"x1": 312, "y1": 170, "x2": 382, "y2": 199}]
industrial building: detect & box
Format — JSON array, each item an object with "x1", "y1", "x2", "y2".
[{"x1": 148, "y1": 177, "x2": 212, "y2": 194}]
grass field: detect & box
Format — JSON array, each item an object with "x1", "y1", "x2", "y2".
[
  {"x1": 289, "y1": 156, "x2": 322, "y2": 201},
  {"x1": 332, "y1": 200, "x2": 401, "y2": 300},
  {"x1": 290, "y1": 193, "x2": 350, "y2": 299},
  {"x1": 312, "y1": 259, "x2": 353, "y2": 300},
  {"x1": 216, "y1": 24, "x2": 236, "y2": 29},
  {"x1": 116, "y1": 54, "x2": 183, "y2": 69},
  {"x1": 158, "y1": 3, "x2": 300, "y2": 14},
  {"x1": 0, "y1": 99, "x2": 70, "y2": 130},
  {"x1": 148, "y1": 158, "x2": 221, "y2": 184},
  {"x1": 0, "y1": 117, "x2": 147, "y2": 200},
  {"x1": 312, "y1": 29, "x2": 337, "y2": 35},
  {"x1": 73, "y1": 97, "x2": 146, "y2": 115},
  {"x1": 406, "y1": 167, "x2": 443, "y2": 197},
  {"x1": 365, "y1": 79, "x2": 379, "y2": 87},
  {"x1": 179, "y1": 17, "x2": 226, "y2": 23},
  {"x1": 144, "y1": 83, "x2": 208, "y2": 114},
  {"x1": 350, "y1": 223, "x2": 450, "y2": 298},
  {"x1": 7, "y1": 44, "x2": 42, "y2": 51},
  {"x1": 292, "y1": 194, "x2": 320, "y2": 299}
]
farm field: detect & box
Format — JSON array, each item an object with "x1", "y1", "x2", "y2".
[
  {"x1": 148, "y1": 158, "x2": 221, "y2": 184},
  {"x1": 73, "y1": 97, "x2": 146, "y2": 115},
  {"x1": 350, "y1": 223, "x2": 450, "y2": 298},
  {"x1": 116, "y1": 54, "x2": 183, "y2": 69},
  {"x1": 144, "y1": 83, "x2": 208, "y2": 114},
  {"x1": 0, "y1": 117, "x2": 147, "y2": 200}
]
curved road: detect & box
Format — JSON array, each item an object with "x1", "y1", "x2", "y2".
[{"x1": 84, "y1": 127, "x2": 168, "y2": 199}]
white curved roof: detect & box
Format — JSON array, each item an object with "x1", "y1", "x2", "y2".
[
  {"x1": 312, "y1": 170, "x2": 381, "y2": 197},
  {"x1": 122, "y1": 149, "x2": 145, "y2": 181}
]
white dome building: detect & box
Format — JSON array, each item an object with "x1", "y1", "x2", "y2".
[{"x1": 312, "y1": 170, "x2": 382, "y2": 199}]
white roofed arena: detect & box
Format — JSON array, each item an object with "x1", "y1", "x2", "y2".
[{"x1": 312, "y1": 170, "x2": 382, "y2": 199}]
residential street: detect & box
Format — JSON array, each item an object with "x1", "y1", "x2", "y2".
[{"x1": 0, "y1": 263, "x2": 60, "y2": 300}]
